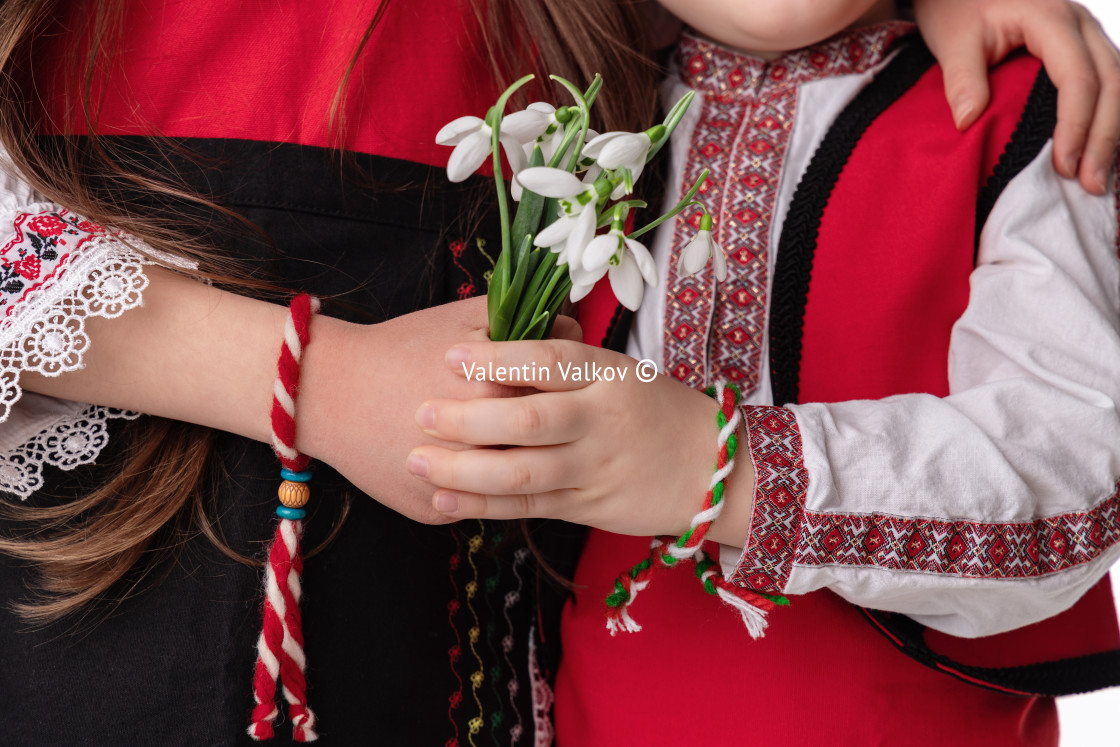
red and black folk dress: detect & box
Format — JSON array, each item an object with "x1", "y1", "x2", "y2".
[
  {"x1": 0, "y1": 1, "x2": 576, "y2": 744},
  {"x1": 560, "y1": 24, "x2": 1120, "y2": 746}
]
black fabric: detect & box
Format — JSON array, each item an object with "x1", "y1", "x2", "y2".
[
  {"x1": 767, "y1": 39, "x2": 935, "y2": 408},
  {"x1": 973, "y1": 69, "x2": 1058, "y2": 260},
  {"x1": 861, "y1": 608, "x2": 1120, "y2": 697},
  {"x1": 0, "y1": 138, "x2": 584, "y2": 745}
]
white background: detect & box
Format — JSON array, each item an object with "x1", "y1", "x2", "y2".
[{"x1": 1053, "y1": 5, "x2": 1118, "y2": 746}]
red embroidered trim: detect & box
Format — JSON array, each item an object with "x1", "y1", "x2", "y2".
[
  {"x1": 662, "y1": 25, "x2": 910, "y2": 393},
  {"x1": 731, "y1": 406, "x2": 808, "y2": 593},
  {"x1": 0, "y1": 211, "x2": 102, "y2": 317},
  {"x1": 731, "y1": 408, "x2": 1120, "y2": 590},
  {"x1": 798, "y1": 486, "x2": 1120, "y2": 578}
]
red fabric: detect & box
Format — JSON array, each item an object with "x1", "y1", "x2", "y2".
[
  {"x1": 557, "y1": 532, "x2": 1058, "y2": 746},
  {"x1": 555, "y1": 55, "x2": 1105, "y2": 745},
  {"x1": 35, "y1": 0, "x2": 502, "y2": 167},
  {"x1": 799, "y1": 52, "x2": 1119, "y2": 668}
]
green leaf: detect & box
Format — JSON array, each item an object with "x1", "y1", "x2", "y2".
[
  {"x1": 490, "y1": 235, "x2": 534, "y2": 341},
  {"x1": 518, "y1": 309, "x2": 552, "y2": 341},
  {"x1": 510, "y1": 146, "x2": 546, "y2": 246},
  {"x1": 487, "y1": 246, "x2": 511, "y2": 331}
]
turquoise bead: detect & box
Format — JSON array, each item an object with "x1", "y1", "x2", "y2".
[
  {"x1": 276, "y1": 506, "x2": 307, "y2": 520},
  {"x1": 280, "y1": 469, "x2": 312, "y2": 483}
]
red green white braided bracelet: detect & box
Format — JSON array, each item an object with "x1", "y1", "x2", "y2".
[{"x1": 604, "y1": 381, "x2": 788, "y2": 639}]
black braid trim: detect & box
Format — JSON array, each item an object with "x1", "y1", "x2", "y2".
[
  {"x1": 861, "y1": 608, "x2": 1120, "y2": 696},
  {"x1": 600, "y1": 303, "x2": 633, "y2": 353},
  {"x1": 973, "y1": 68, "x2": 1057, "y2": 262},
  {"x1": 768, "y1": 41, "x2": 935, "y2": 407}
]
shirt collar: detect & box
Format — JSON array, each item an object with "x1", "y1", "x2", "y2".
[{"x1": 676, "y1": 21, "x2": 916, "y2": 100}]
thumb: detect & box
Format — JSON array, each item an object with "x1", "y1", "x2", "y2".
[{"x1": 931, "y1": 31, "x2": 992, "y2": 130}]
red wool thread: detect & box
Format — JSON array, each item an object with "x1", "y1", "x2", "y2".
[{"x1": 250, "y1": 294, "x2": 320, "y2": 742}]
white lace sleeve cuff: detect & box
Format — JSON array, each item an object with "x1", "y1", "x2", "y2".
[{"x1": 0, "y1": 204, "x2": 182, "y2": 498}]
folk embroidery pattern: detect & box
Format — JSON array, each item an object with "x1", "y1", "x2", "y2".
[
  {"x1": 730, "y1": 406, "x2": 808, "y2": 593},
  {"x1": 662, "y1": 25, "x2": 908, "y2": 392}
]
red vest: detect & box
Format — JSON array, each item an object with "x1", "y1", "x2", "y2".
[{"x1": 561, "y1": 45, "x2": 1117, "y2": 745}]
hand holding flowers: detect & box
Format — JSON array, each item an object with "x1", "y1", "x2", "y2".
[{"x1": 437, "y1": 74, "x2": 726, "y2": 339}]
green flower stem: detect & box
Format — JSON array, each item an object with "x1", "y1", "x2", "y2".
[
  {"x1": 646, "y1": 90, "x2": 695, "y2": 162},
  {"x1": 629, "y1": 169, "x2": 709, "y2": 240},
  {"x1": 488, "y1": 73, "x2": 536, "y2": 257}
]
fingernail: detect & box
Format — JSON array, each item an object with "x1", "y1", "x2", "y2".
[
  {"x1": 434, "y1": 491, "x2": 460, "y2": 513},
  {"x1": 446, "y1": 346, "x2": 470, "y2": 369},
  {"x1": 1093, "y1": 167, "x2": 1109, "y2": 195},
  {"x1": 1063, "y1": 154, "x2": 1080, "y2": 178},
  {"x1": 951, "y1": 97, "x2": 973, "y2": 129},
  {"x1": 416, "y1": 403, "x2": 436, "y2": 430},
  {"x1": 406, "y1": 453, "x2": 428, "y2": 478}
]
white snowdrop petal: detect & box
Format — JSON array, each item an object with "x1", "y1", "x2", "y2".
[
  {"x1": 581, "y1": 131, "x2": 626, "y2": 159},
  {"x1": 567, "y1": 205, "x2": 597, "y2": 261},
  {"x1": 598, "y1": 134, "x2": 650, "y2": 170},
  {"x1": 517, "y1": 167, "x2": 585, "y2": 198},
  {"x1": 582, "y1": 234, "x2": 618, "y2": 272},
  {"x1": 500, "y1": 135, "x2": 528, "y2": 175},
  {"x1": 679, "y1": 234, "x2": 708, "y2": 277},
  {"x1": 501, "y1": 110, "x2": 551, "y2": 143},
  {"x1": 569, "y1": 280, "x2": 595, "y2": 304},
  {"x1": 436, "y1": 116, "x2": 486, "y2": 146},
  {"x1": 534, "y1": 215, "x2": 575, "y2": 247},
  {"x1": 527, "y1": 101, "x2": 557, "y2": 114},
  {"x1": 712, "y1": 239, "x2": 728, "y2": 281},
  {"x1": 609, "y1": 256, "x2": 645, "y2": 311},
  {"x1": 447, "y1": 130, "x2": 493, "y2": 182},
  {"x1": 626, "y1": 238, "x2": 658, "y2": 287}
]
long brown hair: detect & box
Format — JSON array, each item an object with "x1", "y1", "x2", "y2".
[{"x1": 0, "y1": 0, "x2": 660, "y2": 622}]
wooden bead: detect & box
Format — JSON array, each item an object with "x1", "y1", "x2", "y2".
[{"x1": 278, "y1": 480, "x2": 310, "y2": 508}]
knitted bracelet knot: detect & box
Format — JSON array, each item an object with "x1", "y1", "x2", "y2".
[
  {"x1": 604, "y1": 381, "x2": 788, "y2": 639},
  {"x1": 249, "y1": 294, "x2": 320, "y2": 742}
]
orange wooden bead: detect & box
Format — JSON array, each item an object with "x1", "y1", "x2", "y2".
[{"x1": 278, "y1": 480, "x2": 310, "y2": 508}]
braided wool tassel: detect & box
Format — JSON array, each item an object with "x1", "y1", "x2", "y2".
[
  {"x1": 249, "y1": 295, "x2": 320, "y2": 742},
  {"x1": 605, "y1": 381, "x2": 787, "y2": 639}
]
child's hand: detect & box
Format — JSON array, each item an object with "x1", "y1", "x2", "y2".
[
  {"x1": 299, "y1": 296, "x2": 504, "y2": 525},
  {"x1": 405, "y1": 339, "x2": 755, "y2": 544},
  {"x1": 914, "y1": 0, "x2": 1120, "y2": 194}
]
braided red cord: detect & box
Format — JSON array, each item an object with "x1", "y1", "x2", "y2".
[
  {"x1": 270, "y1": 294, "x2": 318, "y2": 472},
  {"x1": 250, "y1": 294, "x2": 319, "y2": 742},
  {"x1": 605, "y1": 382, "x2": 785, "y2": 638}
]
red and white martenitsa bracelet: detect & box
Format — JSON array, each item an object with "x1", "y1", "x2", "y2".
[
  {"x1": 604, "y1": 380, "x2": 789, "y2": 639},
  {"x1": 248, "y1": 293, "x2": 320, "y2": 742}
]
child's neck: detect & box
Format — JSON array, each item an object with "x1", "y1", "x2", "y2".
[{"x1": 699, "y1": 1, "x2": 899, "y2": 61}]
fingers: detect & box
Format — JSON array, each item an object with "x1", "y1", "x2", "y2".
[
  {"x1": 446, "y1": 338, "x2": 621, "y2": 391},
  {"x1": 550, "y1": 314, "x2": 584, "y2": 342},
  {"x1": 929, "y1": 26, "x2": 993, "y2": 130},
  {"x1": 430, "y1": 488, "x2": 582, "y2": 521},
  {"x1": 415, "y1": 393, "x2": 586, "y2": 446},
  {"x1": 407, "y1": 442, "x2": 579, "y2": 498},
  {"x1": 1075, "y1": 9, "x2": 1120, "y2": 194},
  {"x1": 1023, "y1": 11, "x2": 1101, "y2": 181}
]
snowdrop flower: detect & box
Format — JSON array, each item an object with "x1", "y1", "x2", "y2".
[
  {"x1": 583, "y1": 127, "x2": 661, "y2": 197},
  {"x1": 436, "y1": 115, "x2": 535, "y2": 183},
  {"x1": 518, "y1": 167, "x2": 601, "y2": 266},
  {"x1": 576, "y1": 225, "x2": 658, "y2": 311},
  {"x1": 677, "y1": 213, "x2": 727, "y2": 281}
]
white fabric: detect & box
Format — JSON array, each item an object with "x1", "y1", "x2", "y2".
[
  {"x1": 630, "y1": 61, "x2": 1120, "y2": 637},
  {"x1": 0, "y1": 160, "x2": 179, "y2": 499}
]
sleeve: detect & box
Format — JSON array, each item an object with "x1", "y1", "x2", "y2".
[
  {"x1": 0, "y1": 159, "x2": 176, "y2": 498},
  {"x1": 721, "y1": 142, "x2": 1120, "y2": 638}
]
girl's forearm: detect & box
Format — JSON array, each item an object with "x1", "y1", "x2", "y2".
[{"x1": 17, "y1": 266, "x2": 348, "y2": 449}]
